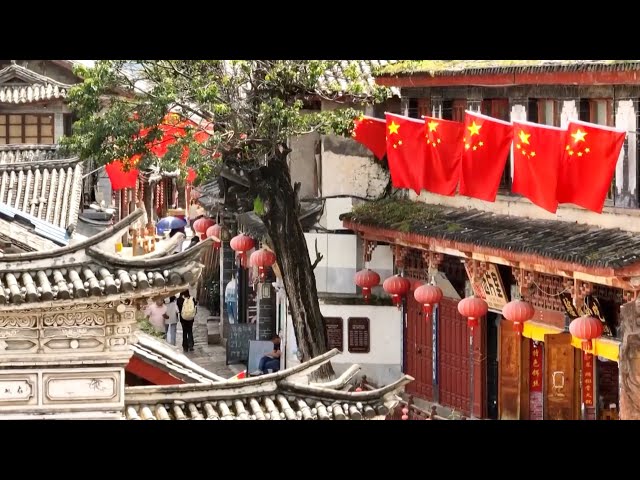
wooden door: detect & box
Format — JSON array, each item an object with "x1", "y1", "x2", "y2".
[
  {"x1": 404, "y1": 293, "x2": 434, "y2": 400},
  {"x1": 438, "y1": 298, "x2": 486, "y2": 417},
  {"x1": 498, "y1": 319, "x2": 522, "y2": 420},
  {"x1": 544, "y1": 333, "x2": 577, "y2": 420}
]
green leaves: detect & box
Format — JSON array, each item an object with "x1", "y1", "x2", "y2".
[{"x1": 63, "y1": 60, "x2": 390, "y2": 184}]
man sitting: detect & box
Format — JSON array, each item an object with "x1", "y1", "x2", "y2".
[{"x1": 252, "y1": 335, "x2": 281, "y2": 375}]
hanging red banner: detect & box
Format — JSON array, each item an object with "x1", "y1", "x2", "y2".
[
  {"x1": 583, "y1": 351, "x2": 594, "y2": 406},
  {"x1": 530, "y1": 340, "x2": 543, "y2": 392}
]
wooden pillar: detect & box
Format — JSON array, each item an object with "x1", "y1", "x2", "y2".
[
  {"x1": 256, "y1": 282, "x2": 276, "y2": 340},
  {"x1": 619, "y1": 299, "x2": 640, "y2": 419}
]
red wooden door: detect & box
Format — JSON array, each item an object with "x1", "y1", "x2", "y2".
[
  {"x1": 438, "y1": 297, "x2": 485, "y2": 417},
  {"x1": 404, "y1": 293, "x2": 434, "y2": 400}
]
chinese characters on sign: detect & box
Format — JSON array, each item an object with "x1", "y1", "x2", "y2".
[
  {"x1": 324, "y1": 317, "x2": 344, "y2": 352},
  {"x1": 530, "y1": 341, "x2": 543, "y2": 392},
  {"x1": 463, "y1": 263, "x2": 508, "y2": 311},
  {"x1": 529, "y1": 340, "x2": 543, "y2": 420},
  {"x1": 0, "y1": 380, "x2": 32, "y2": 402},
  {"x1": 582, "y1": 352, "x2": 594, "y2": 406},
  {"x1": 347, "y1": 317, "x2": 370, "y2": 353}
]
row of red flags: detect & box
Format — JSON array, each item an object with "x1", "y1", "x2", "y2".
[
  {"x1": 106, "y1": 113, "x2": 211, "y2": 190},
  {"x1": 352, "y1": 111, "x2": 627, "y2": 214}
]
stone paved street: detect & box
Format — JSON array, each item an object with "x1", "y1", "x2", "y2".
[{"x1": 174, "y1": 304, "x2": 245, "y2": 379}]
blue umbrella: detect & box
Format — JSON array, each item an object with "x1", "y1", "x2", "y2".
[{"x1": 156, "y1": 216, "x2": 187, "y2": 234}]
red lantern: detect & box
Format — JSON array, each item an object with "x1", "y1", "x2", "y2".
[
  {"x1": 502, "y1": 299, "x2": 535, "y2": 336},
  {"x1": 354, "y1": 269, "x2": 380, "y2": 302},
  {"x1": 206, "y1": 224, "x2": 223, "y2": 249},
  {"x1": 569, "y1": 315, "x2": 603, "y2": 351},
  {"x1": 458, "y1": 296, "x2": 488, "y2": 329},
  {"x1": 250, "y1": 248, "x2": 276, "y2": 281},
  {"x1": 401, "y1": 407, "x2": 409, "y2": 420},
  {"x1": 383, "y1": 275, "x2": 411, "y2": 308},
  {"x1": 193, "y1": 217, "x2": 215, "y2": 238},
  {"x1": 414, "y1": 284, "x2": 443, "y2": 316},
  {"x1": 230, "y1": 233, "x2": 255, "y2": 268}
]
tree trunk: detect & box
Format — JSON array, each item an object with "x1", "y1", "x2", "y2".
[{"x1": 258, "y1": 153, "x2": 335, "y2": 381}]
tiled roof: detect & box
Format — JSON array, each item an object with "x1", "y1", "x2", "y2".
[
  {"x1": 130, "y1": 332, "x2": 227, "y2": 384},
  {"x1": 376, "y1": 60, "x2": 640, "y2": 77},
  {"x1": 0, "y1": 210, "x2": 211, "y2": 306},
  {"x1": 0, "y1": 145, "x2": 83, "y2": 232},
  {"x1": 124, "y1": 349, "x2": 413, "y2": 420},
  {"x1": 318, "y1": 60, "x2": 400, "y2": 97},
  {"x1": 0, "y1": 63, "x2": 72, "y2": 104},
  {"x1": 341, "y1": 198, "x2": 640, "y2": 271}
]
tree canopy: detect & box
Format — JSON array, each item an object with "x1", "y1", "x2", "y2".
[{"x1": 63, "y1": 60, "x2": 392, "y2": 181}]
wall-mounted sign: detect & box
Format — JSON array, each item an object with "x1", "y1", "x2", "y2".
[
  {"x1": 582, "y1": 352, "x2": 594, "y2": 406},
  {"x1": 463, "y1": 263, "x2": 508, "y2": 311},
  {"x1": 324, "y1": 317, "x2": 344, "y2": 352},
  {"x1": 347, "y1": 317, "x2": 370, "y2": 354},
  {"x1": 529, "y1": 340, "x2": 543, "y2": 420},
  {"x1": 560, "y1": 292, "x2": 613, "y2": 337}
]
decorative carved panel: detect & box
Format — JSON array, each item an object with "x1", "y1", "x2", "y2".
[
  {"x1": 43, "y1": 369, "x2": 121, "y2": 405},
  {"x1": 0, "y1": 373, "x2": 37, "y2": 407}
]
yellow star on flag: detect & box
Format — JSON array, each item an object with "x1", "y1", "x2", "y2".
[
  {"x1": 427, "y1": 121, "x2": 439, "y2": 132},
  {"x1": 388, "y1": 121, "x2": 400, "y2": 135},
  {"x1": 571, "y1": 129, "x2": 587, "y2": 143},
  {"x1": 467, "y1": 121, "x2": 481, "y2": 136},
  {"x1": 518, "y1": 130, "x2": 531, "y2": 145}
]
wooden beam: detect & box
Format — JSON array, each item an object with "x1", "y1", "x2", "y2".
[
  {"x1": 376, "y1": 69, "x2": 640, "y2": 88},
  {"x1": 350, "y1": 223, "x2": 638, "y2": 292}
]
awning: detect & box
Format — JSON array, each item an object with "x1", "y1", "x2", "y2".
[{"x1": 523, "y1": 321, "x2": 620, "y2": 362}]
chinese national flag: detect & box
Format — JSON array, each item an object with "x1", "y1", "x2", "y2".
[
  {"x1": 352, "y1": 115, "x2": 387, "y2": 160},
  {"x1": 557, "y1": 120, "x2": 626, "y2": 213},
  {"x1": 385, "y1": 113, "x2": 428, "y2": 194},
  {"x1": 105, "y1": 160, "x2": 139, "y2": 190},
  {"x1": 460, "y1": 111, "x2": 513, "y2": 202},
  {"x1": 423, "y1": 116, "x2": 464, "y2": 196},
  {"x1": 512, "y1": 121, "x2": 567, "y2": 213}
]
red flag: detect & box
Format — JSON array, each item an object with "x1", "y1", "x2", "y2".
[
  {"x1": 105, "y1": 161, "x2": 139, "y2": 190},
  {"x1": 557, "y1": 120, "x2": 626, "y2": 213},
  {"x1": 385, "y1": 113, "x2": 428, "y2": 194},
  {"x1": 511, "y1": 120, "x2": 566, "y2": 213},
  {"x1": 423, "y1": 116, "x2": 464, "y2": 196},
  {"x1": 460, "y1": 111, "x2": 513, "y2": 202},
  {"x1": 352, "y1": 115, "x2": 387, "y2": 160}
]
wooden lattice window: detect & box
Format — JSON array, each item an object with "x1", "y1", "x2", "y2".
[{"x1": 0, "y1": 113, "x2": 54, "y2": 144}]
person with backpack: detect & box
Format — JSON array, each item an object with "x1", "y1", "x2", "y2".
[{"x1": 177, "y1": 290, "x2": 197, "y2": 352}]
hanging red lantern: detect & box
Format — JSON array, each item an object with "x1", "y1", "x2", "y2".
[
  {"x1": 230, "y1": 233, "x2": 255, "y2": 268},
  {"x1": 458, "y1": 296, "x2": 488, "y2": 330},
  {"x1": 383, "y1": 275, "x2": 411, "y2": 308},
  {"x1": 193, "y1": 217, "x2": 215, "y2": 238},
  {"x1": 569, "y1": 315, "x2": 603, "y2": 351},
  {"x1": 414, "y1": 284, "x2": 443, "y2": 316},
  {"x1": 207, "y1": 224, "x2": 223, "y2": 249},
  {"x1": 502, "y1": 299, "x2": 535, "y2": 336},
  {"x1": 354, "y1": 269, "x2": 380, "y2": 302},
  {"x1": 250, "y1": 248, "x2": 277, "y2": 281}
]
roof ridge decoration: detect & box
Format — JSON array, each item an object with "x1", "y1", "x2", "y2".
[
  {"x1": 0, "y1": 209, "x2": 211, "y2": 307},
  {"x1": 0, "y1": 63, "x2": 72, "y2": 104},
  {"x1": 0, "y1": 63, "x2": 74, "y2": 88},
  {"x1": 124, "y1": 349, "x2": 414, "y2": 420}
]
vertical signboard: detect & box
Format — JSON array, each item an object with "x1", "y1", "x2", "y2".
[
  {"x1": 529, "y1": 340, "x2": 543, "y2": 420},
  {"x1": 582, "y1": 352, "x2": 594, "y2": 406}
]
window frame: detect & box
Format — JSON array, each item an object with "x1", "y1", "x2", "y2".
[{"x1": 0, "y1": 113, "x2": 55, "y2": 145}]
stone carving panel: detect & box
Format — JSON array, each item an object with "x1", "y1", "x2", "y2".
[
  {"x1": 41, "y1": 337, "x2": 104, "y2": 353},
  {"x1": 43, "y1": 371, "x2": 119, "y2": 404},
  {"x1": 0, "y1": 373, "x2": 37, "y2": 406},
  {"x1": 0, "y1": 338, "x2": 38, "y2": 354},
  {"x1": 43, "y1": 311, "x2": 106, "y2": 327},
  {"x1": 0, "y1": 314, "x2": 38, "y2": 328}
]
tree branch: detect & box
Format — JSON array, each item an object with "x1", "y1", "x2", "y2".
[{"x1": 311, "y1": 238, "x2": 324, "y2": 271}]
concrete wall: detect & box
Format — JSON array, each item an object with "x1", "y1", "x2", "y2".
[
  {"x1": 305, "y1": 232, "x2": 357, "y2": 294},
  {"x1": 288, "y1": 132, "x2": 320, "y2": 200},
  {"x1": 284, "y1": 303, "x2": 402, "y2": 386},
  {"x1": 411, "y1": 189, "x2": 640, "y2": 234}
]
